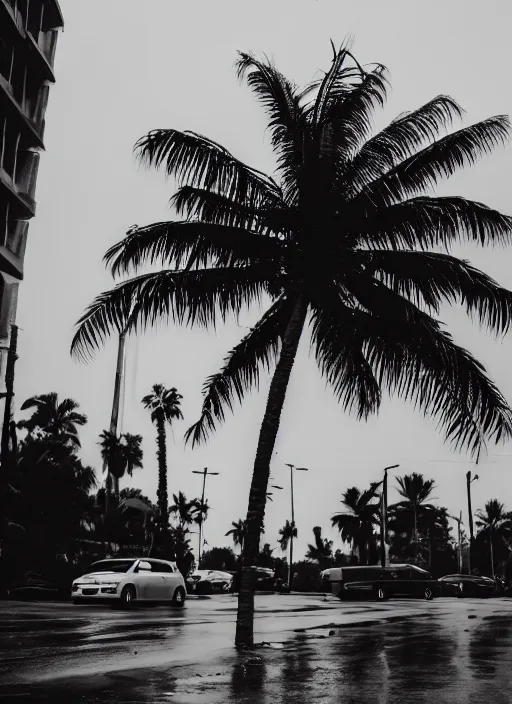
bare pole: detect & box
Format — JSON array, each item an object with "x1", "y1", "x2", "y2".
[
  {"x1": 192, "y1": 468, "x2": 219, "y2": 565},
  {"x1": 380, "y1": 464, "x2": 399, "y2": 568},
  {"x1": 285, "y1": 463, "x2": 308, "y2": 590}
]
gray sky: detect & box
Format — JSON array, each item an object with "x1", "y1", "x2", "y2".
[{"x1": 15, "y1": 0, "x2": 512, "y2": 560}]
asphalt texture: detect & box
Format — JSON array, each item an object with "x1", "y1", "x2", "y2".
[{"x1": 2, "y1": 594, "x2": 512, "y2": 702}]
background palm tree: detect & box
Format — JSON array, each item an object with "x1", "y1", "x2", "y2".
[
  {"x1": 305, "y1": 526, "x2": 333, "y2": 570},
  {"x1": 98, "y1": 430, "x2": 143, "y2": 499},
  {"x1": 192, "y1": 497, "x2": 210, "y2": 562},
  {"x1": 393, "y1": 473, "x2": 436, "y2": 544},
  {"x1": 226, "y1": 519, "x2": 247, "y2": 551},
  {"x1": 17, "y1": 393, "x2": 87, "y2": 448},
  {"x1": 476, "y1": 499, "x2": 512, "y2": 578},
  {"x1": 71, "y1": 45, "x2": 512, "y2": 646},
  {"x1": 278, "y1": 519, "x2": 297, "y2": 586},
  {"x1": 141, "y1": 385, "x2": 183, "y2": 533},
  {"x1": 169, "y1": 491, "x2": 197, "y2": 530},
  {"x1": 331, "y1": 484, "x2": 381, "y2": 565}
]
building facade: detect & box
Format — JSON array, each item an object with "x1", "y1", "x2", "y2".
[{"x1": 0, "y1": 0, "x2": 63, "y2": 394}]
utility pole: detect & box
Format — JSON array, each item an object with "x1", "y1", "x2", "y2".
[
  {"x1": 0, "y1": 325, "x2": 18, "y2": 471},
  {"x1": 380, "y1": 464, "x2": 399, "y2": 568},
  {"x1": 192, "y1": 468, "x2": 219, "y2": 565},
  {"x1": 449, "y1": 512, "x2": 464, "y2": 573},
  {"x1": 466, "y1": 470, "x2": 479, "y2": 574},
  {"x1": 285, "y1": 463, "x2": 308, "y2": 590}
]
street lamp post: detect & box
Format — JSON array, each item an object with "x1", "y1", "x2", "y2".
[
  {"x1": 285, "y1": 464, "x2": 309, "y2": 590},
  {"x1": 192, "y1": 468, "x2": 219, "y2": 565},
  {"x1": 449, "y1": 511, "x2": 464, "y2": 573},
  {"x1": 466, "y1": 471, "x2": 479, "y2": 573},
  {"x1": 380, "y1": 464, "x2": 399, "y2": 568}
]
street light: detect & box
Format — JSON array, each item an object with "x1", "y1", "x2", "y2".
[
  {"x1": 192, "y1": 468, "x2": 219, "y2": 565},
  {"x1": 466, "y1": 471, "x2": 479, "y2": 573},
  {"x1": 380, "y1": 464, "x2": 400, "y2": 568},
  {"x1": 285, "y1": 464, "x2": 309, "y2": 590}
]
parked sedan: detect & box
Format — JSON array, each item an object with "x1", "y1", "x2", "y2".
[
  {"x1": 437, "y1": 574, "x2": 497, "y2": 598},
  {"x1": 71, "y1": 558, "x2": 186, "y2": 607},
  {"x1": 186, "y1": 570, "x2": 233, "y2": 595}
]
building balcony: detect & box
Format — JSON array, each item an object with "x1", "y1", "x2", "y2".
[
  {"x1": 0, "y1": 166, "x2": 36, "y2": 221},
  {"x1": 26, "y1": 30, "x2": 57, "y2": 83},
  {"x1": 0, "y1": 0, "x2": 25, "y2": 40},
  {"x1": 0, "y1": 74, "x2": 44, "y2": 149}
]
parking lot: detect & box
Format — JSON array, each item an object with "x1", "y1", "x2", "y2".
[{"x1": 2, "y1": 594, "x2": 512, "y2": 702}]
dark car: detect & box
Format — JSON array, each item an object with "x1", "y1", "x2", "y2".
[
  {"x1": 437, "y1": 574, "x2": 497, "y2": 598},
  {"x1": 323, "y1": 564, "x2": 437, "y2": 601},
  {"x1": 230, "y1": 567, "x2": 276, "y2": 593}
]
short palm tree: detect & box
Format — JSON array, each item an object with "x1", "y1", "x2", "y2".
[
  {"x1": 306, "y1": 526, "x2": 333, "y2": 570},
  {"x1": 18, "y1": 393, "x2": 87, "y2": 447},
  {"x1": 278, "y1": 519, "x2": 297, "y2": 583},
  {"x1": 226, "y1": 519, "x2": 247, "y2": 550},
  {"x1": 476, "y1": 499, "x2": 512, "y2": 578},
  {"x1": 170, "y1": 491, "x2": 197, "y2": 529},
  {"x1": 192, "y1": 497, "x2": 210, "y2": 561},
  {"x1": 332, "y1": 484, "x2": 382, "y2": 564},
  {"x1": 98, "y1": 430, "x2": 143, "y2": 499},
  {"x1": 71, "y1": 45, "x2": 512, "y2": 646},
  {"x1": 141, "y1": 384, "x2": 183, "y2": 530},
  {"x1": 393, "y1": 473, "x2": 436, "y2": 543}
]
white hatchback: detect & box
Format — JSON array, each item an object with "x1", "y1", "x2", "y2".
[{"x1": 72, "y1": 557, "x2": 186, "y2": 607}]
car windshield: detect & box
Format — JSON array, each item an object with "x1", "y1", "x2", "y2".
[{"x1": 86, "y1": 560, "x2": 135, "y2": 574}]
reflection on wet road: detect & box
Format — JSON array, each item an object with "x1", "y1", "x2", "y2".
[{"x1": 2, "y1": 595, "x2": 512, "y2": 702}]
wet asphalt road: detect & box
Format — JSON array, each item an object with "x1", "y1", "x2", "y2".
[{"x1": 2, "y1": 594, "x2": 512, "y2": 702}]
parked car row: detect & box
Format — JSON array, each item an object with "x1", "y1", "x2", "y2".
[
  {"x1": 69, "y1": 557, "x2": 505, "y2": 608},
  {"x1": 320, "y1": 565, "x2": 502, "y2": 601}
]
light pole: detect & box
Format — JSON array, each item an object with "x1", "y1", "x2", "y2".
[
  {"x1": 192, "y1": 468, "x2": 219, "y2": 565},
  {"x1": 285, "y1": 463, "x2": 309, "y2": 590},
  {"x1": 380, "y1": 464, "x2": 399, "y2": 568},
  {"x1": 466, "y1": 471, "x2": 479, "y2": 573},
  {"x1": 449, "y1": 512, "x2": 464, "y2": 573}
]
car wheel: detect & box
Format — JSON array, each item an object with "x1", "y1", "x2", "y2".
[
  {"x1": 424, "y1": 587, "x2": 434, "y2": 601},
  {"x1": 375, "y1": 587, "x2": 388, "y2": 602},
  {"x1": 172, "y1": 587, "x2": 186, "y2": 607},
  {"x1": 119, "y1": 585, "x2": 136, "y2": 608}
]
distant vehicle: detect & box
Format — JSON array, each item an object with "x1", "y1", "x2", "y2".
[
  {"x1": 186, "y1": 570, "x2": 233, "y2": 595},
  {"x1": 71, "y1": 558, "x2": 186, "y2": 607},
  {"x1": 437, "y1": 574, "x2": 497, "y2": 598},
  {"x1": 230, "y1": 566, "x2": 276, "y2": 593},
  {"x1": 321, "y1": 564, "x2": 437, "y2": 601}
]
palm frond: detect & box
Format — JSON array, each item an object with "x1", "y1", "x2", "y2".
[
  {"x1": 71, "y1": 266, "x2": 273, "y2": 361},
  {"x1": 134, "y1": 128, "x2": 281, "y2": 208},
  {"x1": 236, "y1": 52, "x2": 306, "y2": 205},
  {"x1": 354, "y1": 196, "x2": 512, "y2": 250},
  {"x1": 366, "y1": 250, "x2": 512, "y2": 335},
  {"x1": 105, "y1": 219, "x2": 286, "y2": 278},
  {"x1": 356, "y1": 116, "x2": 511, "y2": 208},
  {"x1": 344, "y1": 96, "x2": 463, "y2": 192},
  {"x1": 184, "y1": 295, "x2": 294, "y2": 446},
  {"x1": 343, "y1": 284, "x2": 512, "y2": 455}
]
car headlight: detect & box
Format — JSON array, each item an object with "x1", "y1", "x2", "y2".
[{"x1": 101, "y1": 583, "x2": 120, "y2": 588}]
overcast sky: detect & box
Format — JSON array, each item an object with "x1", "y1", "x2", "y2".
[{"x1": 14, "y1": 0, "x2": 512, "y2": 561}]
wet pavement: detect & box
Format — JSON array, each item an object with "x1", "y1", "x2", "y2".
[{"x1": 2, "y1": 594, "x2": 512, "y2": 702}]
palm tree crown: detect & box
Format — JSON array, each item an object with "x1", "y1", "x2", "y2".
[
  {"x1": 72, "y1": 47, "x2": 512, "y2": 457},
  {"x1": 98, "y1": 430, "x2": 143, "y2": 482},
  {"x1": 141, "y1": 385, "x2": 183, "y2": 426},
  {"x1": 476, "y1": 499, "x2": 512, "y2": 535},
  {"x1": 18, "y1": 393, "x2": 87, "y2": 447},
  {"x1": 331, "y1": 483, "x2": 381, "y2": 564},
  {"x1": 170, "y1": 491, "x2": 197, "y2": 528},
  {"x1": 226, "y1": 518, "x2": 247, "y2": 548},
  {"x1": 278, "y1": 519, "x2": 297, "y2": 552}
]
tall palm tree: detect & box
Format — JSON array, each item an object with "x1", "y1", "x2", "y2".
[
  {"x1": 393, "y1": 473, "x2": 436, "y2": 543},
  {"x1": 170, "y1": 491, "x2": 197, "y2": 529},
  {"x1": 226, "y1": 519, "x2": 247, "y2": 550},
  {"x1": 141, "y1": 385, "x2": 183, "y2": 530},
  {"x1": 305, "y1": 526, "x2": 333, "y2": 570},
  {"x1": 98, "y1": 430, "x2": 143, "y2": 499},
  {"x1": 476, "y1": 499, "x2": 512, "y2": 578},
  {"x1": 331, "y1": 484, "x2": 381, "y2": 564},
  {"x1": 71, "y1": 46, "x2": 512, "y2": 646},
  {"x1": 18, "y1": 393, "x2": 87, "y2": 447},
  {"x1": 278, "y1": 519, "x2": 297, "y2": 585}
]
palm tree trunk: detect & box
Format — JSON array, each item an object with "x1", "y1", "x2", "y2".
[
  {"x1": 235, "y1": 296, "x2": 307, "y2": 648},
  {"x1": 490, "y1": 528, "x2": 495, "y2": 578},
  {"x1": 156, "y1": 416, "x2": 168, "y2": 530}
]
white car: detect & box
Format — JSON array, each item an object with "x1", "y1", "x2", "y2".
[{"x1": 72, "y1": 558, "x2": 186, "y2": 607}]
